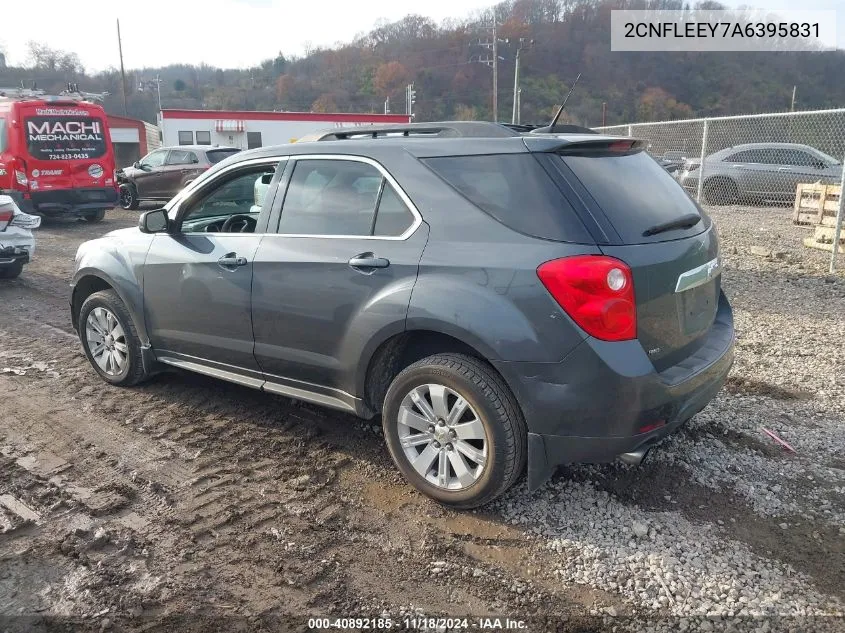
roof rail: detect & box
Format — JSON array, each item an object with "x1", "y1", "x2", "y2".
[{"x1": 299, "y1": 121, "x2": 523, "y2": 142}]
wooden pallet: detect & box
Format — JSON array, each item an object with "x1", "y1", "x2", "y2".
[
  {"x1": 804, "y1": 224, "x2": 845, "y2": 252},
  {"x1": 793, "y1": 183, "x2": 841, "y2": 226}
]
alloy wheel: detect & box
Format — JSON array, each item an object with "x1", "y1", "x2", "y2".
[
  {"x1": 396, "y1": 383, "x2": 488, "y2": 490},
  {"x1": 85, "y1": 307, "x2": 128, "y2": 376}
]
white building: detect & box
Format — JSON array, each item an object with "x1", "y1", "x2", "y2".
[{"x1": 159, "y1": 109, "x2": 412, "y2": 149}]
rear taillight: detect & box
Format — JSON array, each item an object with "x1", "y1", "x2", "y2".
[
  {"x1": 537, "y1": 255, "x2": 636, "y2": 342},
  {"x1": 0, "y1": 209, "x2": 13, "y2": 231},
  {"x1": 10, "y1": 158, "x2": 28, "y2": 190}
]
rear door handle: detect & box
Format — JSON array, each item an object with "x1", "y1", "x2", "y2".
[
  {"x1": 348, "y1": 253, "x2": 390, "y2": 270},
  {"x1": 218, "y1": 253, "x2": 248, "y2": 269}
]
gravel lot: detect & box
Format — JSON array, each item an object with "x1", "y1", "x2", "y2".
[{"x1": 0, "y1": 205, "x2": 842, "y2": 632}]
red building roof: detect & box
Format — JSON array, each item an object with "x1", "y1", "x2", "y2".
[{"x1": 160, "y1": 109, "x2": 411, "y2": 124}]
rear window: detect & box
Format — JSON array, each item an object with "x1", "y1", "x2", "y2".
[
  {"x1": 423, "y1": 154, "x2": 591, "y2": 243},
  {"x1": 559, "y1": 150, "x2": 701, "y2": 242},
  {"x1": 206, "y1": 148, "x2": 239, "y2": 164},
  {"x1": 25, "y1": 114, "x2": 107, "y2": 161}
]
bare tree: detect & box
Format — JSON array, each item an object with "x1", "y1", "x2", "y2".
[{"x1": 27, "y1": 41, "x2": 84, "y2": 74}]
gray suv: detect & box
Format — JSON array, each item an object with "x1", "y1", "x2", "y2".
[{"x1": 71, "y1": 124, "x2": 734, "y2": 508}]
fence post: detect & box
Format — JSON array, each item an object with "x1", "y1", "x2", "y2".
[
  {"x1": 696, "y1": 119, "x2": 709, "y2": 204},
  {"x1": 829, "y1": 154, "x2": 845, "y2": 273}
]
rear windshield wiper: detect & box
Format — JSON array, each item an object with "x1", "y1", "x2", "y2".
[{"x1": 642, "y1": 213, "x2": 701, "y2": 237}]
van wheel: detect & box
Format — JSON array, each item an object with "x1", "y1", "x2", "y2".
[
  {"x1": 79, "y1": 289, "x2": 148, "y2": 386},
  {"x1": 119, "y1": 184, "x2": 139, "y2": 210},
  {"x1": 382, "y1": 353, "x2": 526, "y2": 509},
  {"x1": 83, "y1": 209, "x2": 106, "y2": 222}
]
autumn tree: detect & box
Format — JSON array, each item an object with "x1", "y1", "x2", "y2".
[
  {"x1": 373, "y1": 61, "x2": 409, "y2": 98},
  {"x1": 312, "y1": 93, "x2": 338, "y2": 113}
]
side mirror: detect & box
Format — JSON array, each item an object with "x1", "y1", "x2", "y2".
[
  {"x1": 133, "y1": 161, "x2": 141, "y2": 169},
  {"x1": 139, "y1": 208, "x2": 169, "y2": 234}
]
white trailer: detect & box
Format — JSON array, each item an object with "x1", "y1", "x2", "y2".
[{"x1": 159, "y1": 109, "x2": 411, "y2": 150}]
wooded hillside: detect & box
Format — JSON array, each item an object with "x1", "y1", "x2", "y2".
[{"x1": 2, "y1": 0, "x2": 843, "y2": 126}]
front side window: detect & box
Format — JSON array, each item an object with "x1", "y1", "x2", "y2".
[
  {"x1": 140, "y1": 149, "x2": 168, "y2": 168},
  {"x1": 278, "y1": 159, "x2": 414, "y2": 237},
  {"x1": 180, "y1": 162, "x2": 279, "y2": 233},
  {"x1": 178, "y1": 131, "x2": 193, "y2": 145},
  {"x1": 196, "y1": 131, "x2": 211, "y2": 145},
  {"x1": 726, "y1": 149, "x2": 765, "y2": 163}
]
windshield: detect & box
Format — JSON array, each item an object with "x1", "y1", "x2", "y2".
[{"x1": 25, "y1": 114, "x2": 107, "y2": 161}]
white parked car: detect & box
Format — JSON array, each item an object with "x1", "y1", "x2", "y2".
[{"x1": 0, "y1": 194, "x2": 41, "y2": 279}]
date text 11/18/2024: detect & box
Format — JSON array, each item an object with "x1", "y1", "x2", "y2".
[{"x1": 307, "y1": 617, "x2": 528, "y2": 630}]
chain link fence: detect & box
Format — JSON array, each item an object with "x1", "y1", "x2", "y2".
[{"x1": 596, "y1": 109, "x2": 845, "y2": 271}]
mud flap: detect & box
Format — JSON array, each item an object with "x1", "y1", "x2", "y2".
[{"x1": 527, "y1": 432, "x2": 554, "y2": 491}]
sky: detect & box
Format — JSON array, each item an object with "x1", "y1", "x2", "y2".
[{"x1": 0, "y1": 0, "x2": 841, "y2": 73}]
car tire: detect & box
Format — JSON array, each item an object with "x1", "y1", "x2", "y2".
[
  {"x1": 83, "y1": 209, "x2": 106, "y2": 223},
  {"x1": 119, "y1": 184, "x2": 139, "y2": 210},
  {"x1": 79, "y1": 289, "x2": 148, "y2": 386},
  {"x1": 382, "y1": 353, "x2": 527, "y2": 509},
  {"x1": 0, "y1": 262, "x2": 23, "y2": 279},
  {"x1": 703, "y1": 178, "x2": 739, "y2": 206}
]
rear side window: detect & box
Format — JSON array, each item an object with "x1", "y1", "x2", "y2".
[
  {"x1": 25, "y1": 114, "x2": 107, "y2": 160},
  {"x1": 559, "y1": 150, "x2": 701, "y2": 242},
  {"x1": 167, "y1": 150, "x2": 198, "y2": 165},
  {"x1": 422, "y1": 154, "x2": 591, "y2": 243},
  {"x1": 206, "y1": 148, "x2": 239, "y2": 164}
]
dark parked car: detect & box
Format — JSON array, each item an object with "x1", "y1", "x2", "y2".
[
  {"x1": 677, "y1": 142, "x2": 842, "y2": 205},
  {"x1": 71, "y1": 123, "x2": 734, "y2": 508},
  {"x1": 658, "y1": 150, "x2": 688, "y2": 174},
  {"x1": 117, "y1": 145, "x2": 239, "y2": 210}
]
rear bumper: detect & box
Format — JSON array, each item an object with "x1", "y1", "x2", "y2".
[
  {"x1": 494, "y1": 291, "x2": 735, "y2": 490},
  {"x1": 1, "y1": 188, "x2": 117, "y2": 216}
]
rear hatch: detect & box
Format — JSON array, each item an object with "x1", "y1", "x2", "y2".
[
  {"x1": 20, "y1": 102, "x2": 112, "y2": 195},
  {"x1": 550, "y1": 141, "x2": 720, "y2": 370}
]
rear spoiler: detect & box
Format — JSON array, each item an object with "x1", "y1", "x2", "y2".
[{"x1": 523, "y1": 136, "x2": 647, "y2": 154}]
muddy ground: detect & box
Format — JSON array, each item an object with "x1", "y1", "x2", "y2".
[{"x1": 0, "y1": 207, "x2": 842, "y2": 632}]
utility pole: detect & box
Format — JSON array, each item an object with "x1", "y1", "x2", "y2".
[
  {"x1": 602, "y1": 101, "x2": 607, "y2": 126},
  {"x1": 477, "y1": 12, "x2": 506, "y2": 122},
  {"x1": 384, "y1": 96, "x2": 390, "y2": 115},
  {"x1": 791, "y1": 85, "x2": 797, "y2": 111},
  {"x1": 511, "y1": 38, "x2": 533, "y2": 125},
  {"x1": 516, "y1": 87, "x2": 522, "y2": 125},
  {"x1": 116, "y1": 19, "x2": 128, "y2": 115}
]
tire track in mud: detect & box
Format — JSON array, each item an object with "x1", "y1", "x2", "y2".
[{"x1": 0, "y1": 316, "x2": 611, "y2": 627}]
